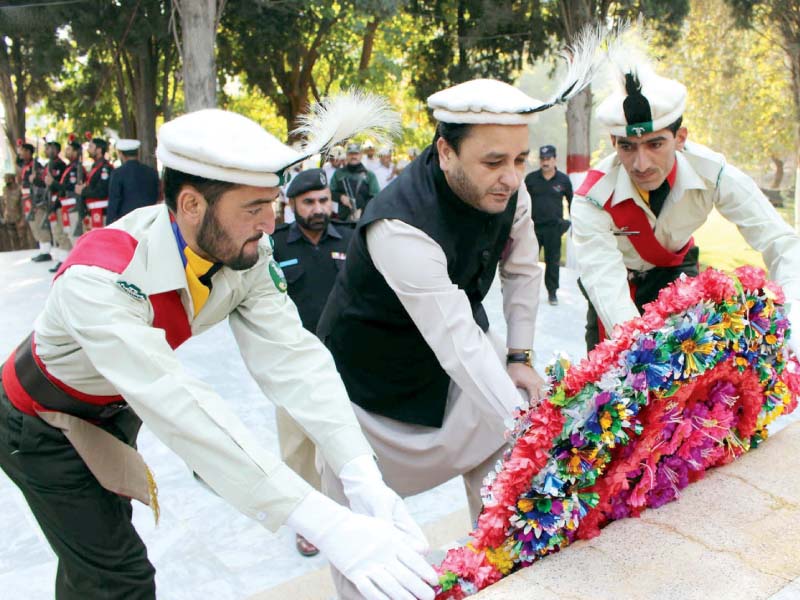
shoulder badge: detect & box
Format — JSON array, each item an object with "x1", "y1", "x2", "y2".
[
  {"x1": 116, "y1": 280, "x2": 147, "y2": 301},
  {"x1": 268, "y1": 259, "x2": 288, "y2": 293}
]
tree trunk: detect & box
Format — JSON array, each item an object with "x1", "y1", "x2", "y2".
[
  {"x1": 133, "y1": 40, "x2": 158, "y2": 167},
  {"x1": 565, "y1": 86, "x2": 592, "y2": 175},
  {"x1": 0, "y1": 37, "x2": 25, "y2": 150},
  {"x1": 771, "y1": 156, "x2": 784, "y2": 189},
  {"x1": 177, "y1": 0, "x2": 219, "y2": 111},
  {"x1": 113, "y1": 52, "x2": 135, "y2": 138},
  {"x1": 358, "y1": 18, "x2": 380, "y2": 77}
]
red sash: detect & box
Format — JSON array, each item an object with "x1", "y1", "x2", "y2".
[
  {"x1": 20, "y1": 162, "x2": 33, "y2": 216},
  {"x1": 3, "y1": 228, "x2": 192, "y2": 416}
]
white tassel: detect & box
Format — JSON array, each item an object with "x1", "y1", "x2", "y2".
[{"x1": 292, "y1": 89, "x2": 401, "y2": 156}]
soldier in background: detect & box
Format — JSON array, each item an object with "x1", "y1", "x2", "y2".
[
  {"x1": 48, "y1": 136, "x2": 86, "y2": 269},
  {"x1": 106, "y1": 139, "x2": 160, "y2": 224},
  {"x1": 272, "y1": 168, "x2": 355, "y2": 558},
  {"x1": 18, "y1": 142, "x2": 52, "y2": 262},
  {"x1": 75, "y1": 137, "x2": 113, "y2": 230},
  {"x1": 43, "y1": 140, "x2": 70, "y2": 271},
  {"x1": 329, "y1": 142, "x2": 380, "y2": 221}
]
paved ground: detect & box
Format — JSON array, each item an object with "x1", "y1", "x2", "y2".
[{"x1": 0, "y1": 248, "x2": 587, "y2": 600}]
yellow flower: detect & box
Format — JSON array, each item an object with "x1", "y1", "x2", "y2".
[
  {"x1": 765, "y1": 334, "x2": 778, "y2": 345},
  {"x1": 485, "y1": 546, "x2": 515, "y2": 575},
  {"x1": 599, "y1": 410, "x2": 612, "y2": 431},
  {"x1": 517, "y1": 498, "x2": 534, "y2": 513}
]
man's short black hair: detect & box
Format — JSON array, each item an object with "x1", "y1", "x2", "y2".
[
  {"x1": 665, "y1": 116, "x2": 683, "y2": 135},
  {"x1": 120, "y1": 149, "x2": 138, "y2": 158},
  {"x1": 435, "y1": 122, "x2": 474, "y2": 155},
  {"x1": 162, "y1": 168, "x2": 241, "y2": 212},
  {"x1": 91, "y1": 138, "x2": 108, "y2": 153},
  {"x1": 47, "y1": 141, "x2": 61, "y2": 152},
  {"x1": 21, "y1": 143, "x2": 34, "y2": 154}
]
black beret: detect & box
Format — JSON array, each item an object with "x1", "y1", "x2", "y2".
[{"x1": 286, "y1": 168, "x2": 328, "y2": 198}]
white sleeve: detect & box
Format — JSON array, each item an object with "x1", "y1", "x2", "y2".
[{"x1": 499, "y1": 183, "x2": 543, "y2": 349}]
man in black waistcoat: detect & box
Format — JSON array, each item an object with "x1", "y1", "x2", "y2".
[
  {"x1": 271, "y1": 167, "x2": 354, "y2": 558},
  {"x1": 317, "y1": 73, "x2": 596, "y2": 599}
]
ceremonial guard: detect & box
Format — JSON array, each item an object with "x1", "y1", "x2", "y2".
[
  {"x1": 571, "y1": 60, "x2": 800, "y2": 355},
  {"x1": 318, "y1": 43, "x2": 601, "y2": 594},
  {"x1": 18, "y1": 142, "x2": 52, "y2": 261},
  {"x1": 42, "y1": 140, "x2": 71, "y2": 271},
  {"x1": 329, "y1": 142, "x2": 380, "y2": 221},
  {"x1": 272, "y1": 168, "x2": 354, "y2": 557},
  {"x1": 49, "y1": 136, "x2": 86, "y2": 261},
  {"x1": 0, "y1": 106, "x2": 436, "y2": 600},
  {"x1": 524, "y1": 144, "x2": 573, "y2": 305},
  {"x1": 106, "y1": 138, "x2": 160, "y2": 224},
  {"x1": 76, "y1": 137, "x2": 114, "y2": 230}
]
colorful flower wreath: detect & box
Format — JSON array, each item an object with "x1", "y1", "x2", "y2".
[{"x1": 434, "y1": 266, "x2": 800, "y2": 598}]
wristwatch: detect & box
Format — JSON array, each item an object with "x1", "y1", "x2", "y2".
[{"x1": 506, "y1": 349, "x2": 533, "y2": 367}]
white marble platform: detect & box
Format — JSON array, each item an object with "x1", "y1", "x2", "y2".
[{"x1": 0, "y1": 249, "x2": 588, "y2": 599}]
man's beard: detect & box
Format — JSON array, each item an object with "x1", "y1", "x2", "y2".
[
  {"x1": 295, "y1": 211, "x2": 330, "y2": 232},
  {"x1": 197, "y1": 205, "x2": 261, "y2": 271},
  {"x1": 449, "y1": 163, "x2": 511, "y2": 213}
]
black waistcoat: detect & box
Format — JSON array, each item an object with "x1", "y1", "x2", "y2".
[{"x1": 317, "y1": 145, "x2": 517, "y2": 427}]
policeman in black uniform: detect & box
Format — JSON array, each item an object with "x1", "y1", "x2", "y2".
[
  {"x1": 523, "y1": 144, "x2": 573, "y2": 305},
  {"x1": 106, "y1": 139, "x2": 160, "y2": 224},
  {"x1": 270, "y1": 167, "x2": 354, "y2": 558},
  {"x1": 272, "y1": 168, "x2": 353, "y2": 333}
]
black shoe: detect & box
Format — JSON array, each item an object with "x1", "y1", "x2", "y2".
[
  {"x1": 48, "y1": 261, "x2": 63, "y2": 273},
  {"x1": 548, "y1": 291, "x2": 558, "y2": 305},
  {"x1": 31, "y1": 253, "x2": 52, "y2": 263}
]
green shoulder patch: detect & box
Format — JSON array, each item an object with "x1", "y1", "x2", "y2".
[
  {"x1": 116, "y1": 280, "x2": 147, "y2": 301},
  {"x1": 269, "y1": 259, "x2": 288, "y2": 293}
]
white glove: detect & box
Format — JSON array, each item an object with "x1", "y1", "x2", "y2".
[
  {"x1": 287, "y1": 490, "x2": 437, "y2": 600},
  {"x1": 787, "y1": 303, "x2": 800, "y2": 358},
  {"x1": 339, "y1": 455, "x2": 429, "y2": 552}
]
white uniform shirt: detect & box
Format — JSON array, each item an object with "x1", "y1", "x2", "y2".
[
  {"x1": 33, "y1": 205, "x2": 373, "y2": 530},
  {"x1": 365, "y1": 184, "x2": 542, "y2": 418},
  {"x1": 572, "y1": 141, "x2": 800, "y2": 332},
  {"x1": 374, "y1": 162, "x2": 396, "y2": 190}
]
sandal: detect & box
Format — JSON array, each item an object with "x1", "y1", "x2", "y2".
[{"x1": 296, "y1": 533, "x2": 320, "y2": 557}]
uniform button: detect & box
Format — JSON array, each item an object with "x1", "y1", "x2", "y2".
[
  {"x1": 481, "y1": 250, "x2": 491, "y2": 262},
  {"x1": 255, "y1": 511, "x2": 267, "y2": 521}
]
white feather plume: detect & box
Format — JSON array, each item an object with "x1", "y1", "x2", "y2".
[
  {"x1": 605, "y1": 20, "x2": 657, "y2": 90},
  {"x1": 292, "y1": 90, "x2": 401, "y2": 156},
  {"x1": 529, "y1": 23, "x2": 608, "y2": 113}
]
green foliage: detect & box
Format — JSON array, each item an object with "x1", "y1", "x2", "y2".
[{"x1": 660, "y1": 0, "x2": 796, "y2": 172}]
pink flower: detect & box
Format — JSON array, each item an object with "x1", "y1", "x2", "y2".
[{"x1": 734, "y1": 265, "x2": 767, "y2": 291}]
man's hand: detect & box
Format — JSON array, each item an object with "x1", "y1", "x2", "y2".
[
  {"x1": 340, "y1": 194, "x2": 353, "y2": 209},
  {"x1": 44, "y1": 172, "x2": 54, "y2": 186},
  {"x1": 74, "y1": 183, "x2": 85, "y2": 194},
  {"x1": 507, "y1": 362, "x2": 546, "y2": 406}
]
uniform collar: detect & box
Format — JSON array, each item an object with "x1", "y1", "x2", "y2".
[
  {"x1": 608, "y1": 149, "x2": 706, "y2": 209},
  {"x1": 287, "y1": 221, "x2": 342, "y2": 244},
  {"x1": 117, "y1": 205, "x2": 194, "y2": 296}
]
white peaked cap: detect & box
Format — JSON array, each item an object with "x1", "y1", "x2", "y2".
[
  {"x1": 427, "y1": 79, "x2": 546, "y2": 125},
  {"x1": 157, "y1": 109, "x2": 303, "y2": 187},
  {"x1": 116, "y1": 139, "x2": 141, "y2": 152}
]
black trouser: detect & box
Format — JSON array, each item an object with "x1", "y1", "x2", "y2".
[
  {"x1": 579, "y1": 246, "x2": 700, "y2": 351},
  {"x1": 535, "y1": 223, "x2": 563, "y2": 294},
  {"x1": 0, "y1": 370, "x2": 156, "y2": 600}
]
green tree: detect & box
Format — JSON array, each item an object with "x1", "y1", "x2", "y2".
[
  {"x1": 219, "y1": 0, "x2": 403, "y2": 140},
  {"x1": 0, "y1": 6, "x2": 68, "y2": 150},
  {"x1": 662, "y1": 0, "x2": 794, "y2": 181},
  {"x1": 724, "y1": 0, "x2": 800, "y2": 229},
  {"x1": 47, "y1": 0, "x2": 179, "y2": 166}
]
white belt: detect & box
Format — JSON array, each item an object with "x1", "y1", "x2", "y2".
[
  {"x1": 86, "y1": 200, "x2": 108, "y2": 209},
  {"x1": 60, "y1": 197, "x2": 77, "y2": 208}
]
